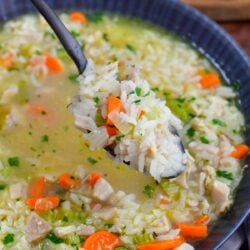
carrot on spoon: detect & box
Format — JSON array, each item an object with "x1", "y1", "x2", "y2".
[
  {"x1": 106, "y1": 96, "x2": 122, "y2": 125},
  {"x1": 69, "y1": 11, "x2": 87, "y2": 24},
  {"x1": 58, "y1": 173, "x2": 81, "y2": 189},
  {"x1": 177, "y1": 223, "x2": 207, "y2": 239},
  {"x1": 199, "y1": 72, "x2": 220, "y2": 89},
  {"x1": 195, "y1": 215, "x2": 209, "y2": 225},
  {"x1": 137, "y1": 236, "x2": 185, "y2": 250},
  {"x1": 83, "y1": 231, "x2": 122, "y2": 250},
  {"x1": 230, "y1": 144, "x2": 249, "y2": 159},
  {"x1": 45, "y1": 55, "x2": 63, "y2": 73}
]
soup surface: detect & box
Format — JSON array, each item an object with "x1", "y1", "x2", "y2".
[{"x1": 0, "y1": 12, "x2": 247, "y2": 249}]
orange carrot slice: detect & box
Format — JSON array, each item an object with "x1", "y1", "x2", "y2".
[
  {"x1": 45, "y1": 55, "x2": 63, "y2": 73},
  {"x1": 83, "y1": 231, "x2": 122, "y2": 250},
  {"x1": 195, "y1": 215, "x2": 209, "y2": 225},
  {"x1": 106, "y1": 126, "x2": 117, "y2": 136},
  {"x1": 69, "y1": 11, "x2": 87, "y2": 24},
  {"x1": 177, "y1": 223, "x2": 207, "y2": 239},
  {"x1": 199, "y1": 73, "x2": 220, "y2": 89},
  {"x1": 106, "y1": 96, "x2": 122, "y2": 125},
  {"x1": 0, "y1": 53, "x2": 14, "y2": 69},
  {"x1": 30, "y1": 177, "x2": 46, "y2": 198},
  {"x1": 58, "y1": 173, "x2": 81, "y2": 189},
  {"x1": 89, "y1": 172, "x2": 102, "y2": 186},
  {"x1": 29, "y1": 104, "x2": 49, "y2": 117},
  {"x1": 26, "y1": 196, "x2": 59, "y2": 212},
  {"x1": 137, "y1": 236, "x2": 185, "y2": 250},
  {"x1": 230, "y1": 144, "x2": 249, "y2": 159}
]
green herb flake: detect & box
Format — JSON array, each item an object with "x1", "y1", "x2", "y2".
[
  {"x1": 143, "y1": 91, "x2": 150, "y2": 97},
  {"x1": 151, "y1": 87, "x2": 159, "y2": 92},
  {"x1": 44, "y1": 31, "x2": 56, "y2": 39},
  {"x1": 68, "y1": 74, "x2": 78, "y2": 82},
  {"x1": 46, "y1": 231, "x2": 64, "y2": 244},
  {"x1": 133, "y1": 99, "x2": 141, "y2": 104},
  {"x1": 0, "y1": 184, "x2": 6, "y2": 190},
  {"x1": 70, "y1": 30, "x2": 80, "y2": 38},
  {"x1": 126, "y1": 44, "x2": 136, "y2": 53},
  {"x1": 115, "y1": 247, "x2": 130, "y2": 250},
  {"x1": 212, "y1": 118, "x2": 226, "y2": 127},
  {"x1": 115, "y1": 135, "x2": 125, "y2": 141},
  {"x1": 93, "y1": 96, "x2": 100, "y2": 104},
  {"x1": 103, "y1": 33, "x2": 109, "y2": 41},
  {"x1": 104, "y1": 223, "x2": 114, "y2": 229},
  {"x1": 176, "y1": 98, "x2": 186, "y2": 103},
  {"x1": 186, "y1": 127, "x2": 196, "y2": 138},
  {"x1": 135, "y1": 86, "x2": 142, "y2": 97},
  {"x1": 200, "y1": 136, "x2": 210, "y2": 144},
  {"x1": 41, "y1": 134, "x2": 49, "y2": 142},
  {"x1": 143, "y1": 185, "x2": 155, "y2": 198},
  {"x1": 88, "y1": 11, "x2": 103, "y2": 23},
  {"x1": 216, "y1": 170, "x2": 234, "y2": 180},
  {"x1": 8, "y1": 157, "x2": 20, "y2": 167},
  {"x1": 3, "y1": 233, "x2": 14, "y2": 245},
  {"x1": 87, "y1": 157, "x2": 98, "y2": 165},
  {"x1": 232, "y1": 81, "x2": 241, "y2": 92}
]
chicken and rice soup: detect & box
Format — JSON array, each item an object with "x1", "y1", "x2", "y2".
[{"x1": 0, "y1": 12, "x2": 247, "y2": 250}]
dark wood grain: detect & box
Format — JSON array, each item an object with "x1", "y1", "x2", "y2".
[{"x1": 219, "y1": 21, "x2": 250, "y2": 56}]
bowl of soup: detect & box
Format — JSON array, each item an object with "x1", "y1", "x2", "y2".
[{"x1": 0, "y1": 0, "x2": 249, "y2": 249}]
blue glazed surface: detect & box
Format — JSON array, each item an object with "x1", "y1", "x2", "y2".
[{"x1": 0, "y1": 1, "x2": 249, "y2": 249}]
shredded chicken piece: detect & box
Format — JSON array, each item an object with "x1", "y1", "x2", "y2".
[
  {"x1": 9, "y1": 182, "x2": 28, "y2": 199},
  {"x1": 174, "y1": 242, "x2": 194, "y2": 250},
  {"x1": 93, "y1": 178, "x2": 114, "y2": 201},
  {"x1": 25, "y1": 212, "x2": 51, "y2": 242},
  {"x1": 54, "y1": 225, "x2": 77, "y2": 237},
  {"x1": 77, "y1": 224, "x2": 95, "y2": 236}
]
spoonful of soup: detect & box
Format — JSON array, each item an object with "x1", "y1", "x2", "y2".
[{"x1": 30, "y1": 0, "x2": 186, "y2": 181}]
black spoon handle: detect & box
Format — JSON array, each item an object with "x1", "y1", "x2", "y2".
[{"x1": 30, "y1": 0, "x2": 87, "y2": 74}]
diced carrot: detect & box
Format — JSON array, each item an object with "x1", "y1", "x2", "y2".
[
  {"x1": 106, "y1": 96, "x2": 122, "y2": 125},
  {"x1": 106, "y1": 126, "x2": 117, "y2": 136},
  {"x1": 0, "y1": 53, "x2": 14, "y2": 69},
  {"x1": 45, "y1": 55, "x2": 63, "y2": 73},
  {"x1": 177, "y1": 223, "x2": 207, "y2": 239},
  {"x1": 199, "y1": 73, "x2": 220, "y2": 89},
  {"x1": 58, "y1": 173, "x2": 81, "y2": 189},
  {"x1": 26, "y1": 196, "x2": 59, "y2": 212},
  {"x1": 29, "y1": 104, "x2": 49, "y2": 117},
  {"x1": 69, "y1": 11, "x2": 87, "y2": 24},
  {"x1": 89, "y1": 172, "x2": 102, "y2": 186},
  {"x1": 230, "y1": 144, "x2": 249, "y2": 159},
  {"x1": 137, "y1": 236, "x2": 185, "y2": 250},
  {"x1": 139, "y1": 110, "x2": 145, "y2": 119},
  {"x1": 195, "y1": 215, "x2": 209, "y2": 225},
  {"x1": 83, "y1": 231, "x2": 122, "y2": 250},
  {"x1": 30, "y1": 177, "x2": 46, "y2": 198}
]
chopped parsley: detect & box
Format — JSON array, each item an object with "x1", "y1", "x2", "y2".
[
  {"x1": 41, "y1": 134, "x2": 49, "y2": 142},
  {"x1": 212, "y1": 118, "x2": 226, "y2": 127},
  {"x1": 3, "y1": 233, "x2": 14, "y2": 245},
  {"x1": 93, "y1": 96, "x2": 100, "y2": 104},
  {"x1": 46, "y1": 231, "x2": 64, "y2": 244},
  {"x1": 200, "y1": 136, "x2": 210, "y2": 144},
  {"x1": 70, "y1": 30, "x2": 80, "y2": 38},
  {"x1": 104, "y1": 223, "x2": 114, "y2": 229},
  {"x1": 232, "y1": 81, "x2": 241, "y2": 92},
  {"x1": 0, "y1": 184, "x2": 6, "y2": 190},
  {"x1": 186, "y1": 127, "x2": 196, "y2": 138},
  {"x1": 88, "y1": 11, "x2": 103, "y2": 23},
  {"x1": 216, "y1": 170, "x2": 234, "y2": 180},
  {"x1": 143, "y1": 91, "x2": 150, "y2": 97},
  {"x1": 135, "y1": 86, "x2": 142, "y2": 96},
  {"x1": 87, "y1": 157, "x2": 98, "y2": 165},
  {"x1": 176, "y1": 98, "x2": 186, "y2": 103},
  {"x1": 68, "y1": 74, "x2": 78, "y2": 82},
  {"x1": 151, "y1": 87, "x2": 159, "y2": 92},
  {"x1": 115, "y1": 135, "x2": 125, "y2": 141},
  {"x1": 103, "y1": 33, "x2": 109, "y2": 41},
  {"x1": 133, "y1": 99, "x2": 141, "y2": 104},
  {"x1": 126, "y1": 44, "x2": 136, "y2": 53},
  {"x1": 143, "y1": 185, "x2": 155, "y2": 198},
  {"x1": 8, "y1": 157, "x2": 20, "y2": 167},
  {"x1": 44, "y1": 31, "x2": 56, "y2": 39},
  {"x1": 115, "y1": 247, "x2": 130, "y2": 250}
]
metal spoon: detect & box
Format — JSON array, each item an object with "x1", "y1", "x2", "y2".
[{"x1": 30, "y1": 0, "x2": 186, "y2": 179}]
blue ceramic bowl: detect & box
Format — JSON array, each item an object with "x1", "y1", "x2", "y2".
[{"x1": 0, "y1": 0, "x2": 249, "y2": 249}]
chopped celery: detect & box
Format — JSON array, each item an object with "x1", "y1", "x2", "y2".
[
  {"x1": 0, "y1": 105, "x2": 10, "y2": 129},
  {"x1": 160, "y1": 180, "x2": 180, "y2": 200},
  {"x1": 133, "y1": 233, "x2": 154, "y2": 244},
  {"x1": 95, "y1": 108, "x2": 105, "y2": 126},
  {"x1": 56, "y1": 48, "x2": 71, "y2": 62},
  {"x1": 64, "y1": 233, "x2": 82, "y2": 247},
  {"x1": 166, "y1": 98, "x2": 192, "y2": 123},
  {"x1": 16, "y1": 80, "x2": 29, "y2": 103}
]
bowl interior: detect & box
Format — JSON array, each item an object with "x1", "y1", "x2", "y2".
[{"x1": 0, "y1": 0, "x2": 249, "y2": 249}]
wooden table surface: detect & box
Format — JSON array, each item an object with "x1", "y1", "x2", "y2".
[{"x1": 219, "y1": 21, "x2": 250, "y2": 56}]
